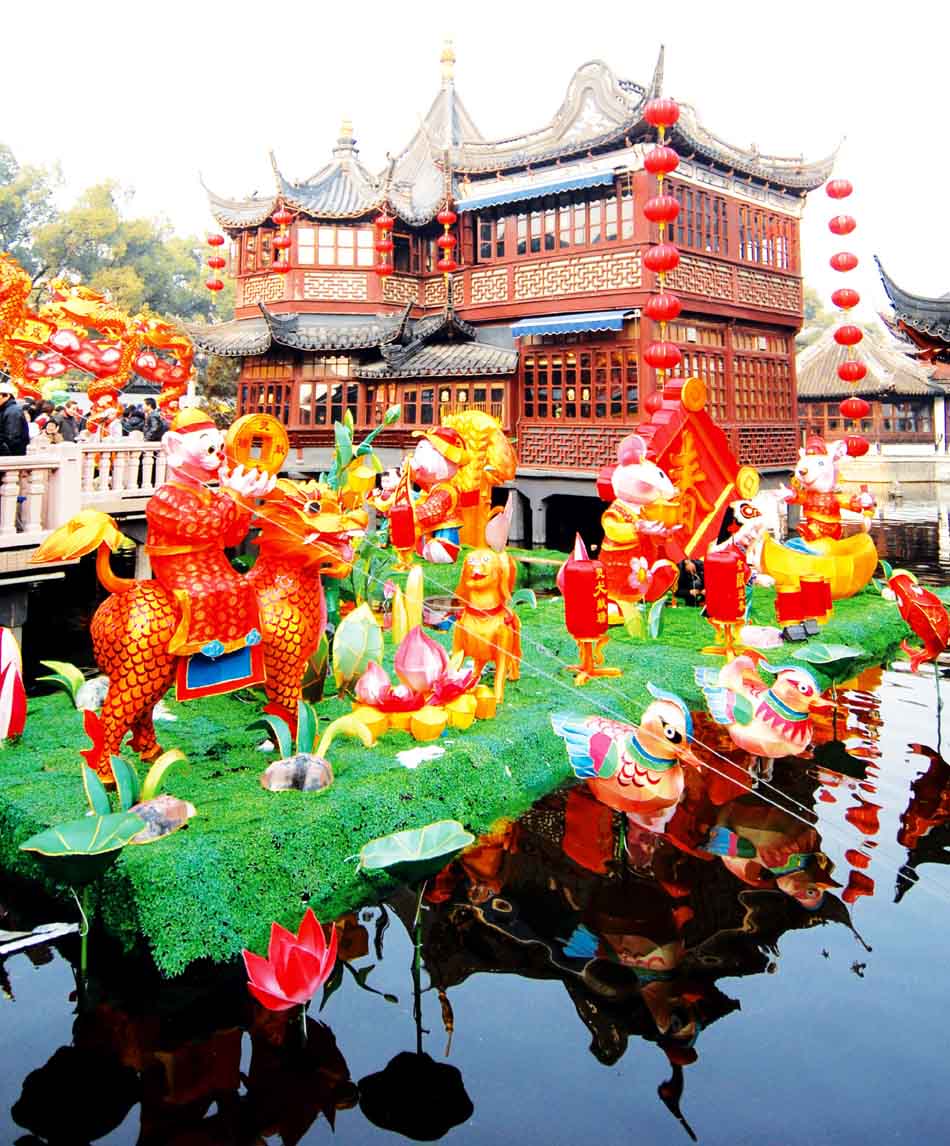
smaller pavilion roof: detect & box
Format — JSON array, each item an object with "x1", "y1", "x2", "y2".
[
  {"x1": 876, "y1": 257, "x2": 950, "y2": 345},
  {"x1": 796, "y1": 324, "x2": 939, "y2": 401},
  {"x1": 356, "y1": 340, "x2": 518, "y2": 379}
]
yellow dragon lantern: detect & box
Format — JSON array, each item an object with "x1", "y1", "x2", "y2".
[{"x1": 32, "y1": 410, "x2": 362, "y2": 783}]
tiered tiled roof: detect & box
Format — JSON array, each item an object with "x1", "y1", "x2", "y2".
[
  {"x1": 205, "y1": 48, "x2": 835, "y2": 230},
  {"x1": 876, "y1": 257, "x2": 950, "y2": 345},
  {"x1": 796, "y1": 324, "x2": 940, "y2": 400}
]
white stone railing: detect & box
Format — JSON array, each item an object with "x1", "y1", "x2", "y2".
[{"x1": 0, "y1": 442, "x2": 165, "y2": 549}]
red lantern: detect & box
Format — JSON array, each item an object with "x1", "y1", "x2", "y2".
[
  {"x1": 834, "y1": 324, "x2": 863, "y2": 346},
  {"x1": 644, "y1": 391, "x2": 665, "y2": 414},
  {"x1": 831, "y1": 287, "x2": 860, "y2": 310},
  {"x1": 846, "y1": 435, "x2": 870, "y2": 457},
  {"x1": 826, "y1": 179, "x2": 853, "y2": 199},
  {"x1": 799, "y1": 576, "x2": 833, "y2": 624},
  {"x1": 207, "y1": 233, "x2": 225, "y2": 247},
  {"x1": 644, "y1": 145, "x2": 680, "y2": 176},
  {"x1": 775, "y1": 586, "x2": 805, "y2": 626},
  {"x1": 705, "y1": 549, "x2": 746, "y2": 625},
  {"x1": 828, "y1": 214, "x2": 856, "y2": 236},
  {"x1": 643, "y1": 341, "x2": 682, "y2": 370},
  {"x1": 207, "y1": 255, "x2": 226, "y2": 270},
  {"x1": 273, "y1": 234, "x2": 292, "y2": 250},
  {"x1": 205, "y1": 278, "x2": 224, "y2": 292},
  {"x1": 375, "y1": 261, "x2": 395, "y2": 278},
  {"x1": 389, "y1": 502, "x2": 416, "y2": 549},
  {"x1": 271, "y1": 262, "x2": 291, "y2": 276},
  {"x1": 436, "y1": 208, "x2": 458, "y2": 227},
  {"x1": 272, "y1": 207, "x2": 293, "y2": 227},
  {"x1": 562, "y1": 540, "x2": 610, "y2": 641},
  {"x1": 830, "y1": 251, "x2": 858, "y2": 272},
  {"x1": 436, "y1": 257, "x2": 458, "y2": 274},
  {"x1": 436, "y1": 233, "x2": 458, "y2": 250},
  {"x1": 840, "y1": 396, "x2": 870, "y2": 420},
  {"x1": 644, "y1": 292, "x2": 682, "y2": 322},
  {"x1": 643, "y1": 98, "x2": 681, "y2": 128},
  {"x1": 643, "y1": 195, "x2": 680, "y2": 224},
  {"x1": 838, "y1": 360, "x2": 868, "y2": 383},
  {"x1": 643, "y1": 243, "x2": 680, "y2": 273},
  {"x1": 374, "y1": 211, "x2": 395, "y2": 231},
  {"x1": 374, "y1": 237, "x2": 394, "y2": 254}
]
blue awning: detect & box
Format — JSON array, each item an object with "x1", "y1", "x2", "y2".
[
  {"x1": 510, "y1": 310, "x2": 632, "y2": 338},
  {"x1": 456, "y1": 170, "x2": 617, "y2": 213}
]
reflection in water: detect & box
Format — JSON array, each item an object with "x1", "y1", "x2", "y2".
[
  {"x1": 1, "y1": 664, "x2": 948, "y2": 1144},
  {"x1": 869, "y1": 491, "x2": 950, "y2": 586}
]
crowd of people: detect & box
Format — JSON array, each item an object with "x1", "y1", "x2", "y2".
[{"x1": 0, "y1": 382, "x2": 168, "y2": 456}]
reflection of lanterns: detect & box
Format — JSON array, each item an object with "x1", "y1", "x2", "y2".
[
  {"x1": 566, "y1": 387, "x2": 576, "y2": 401},
  {"x1": 440, "y1": 389, "x2": 450, "y2": 403}
]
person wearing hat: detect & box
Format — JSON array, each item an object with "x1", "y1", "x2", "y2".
[
  {"x1": 0, "y1": 380, "x2": 29, "y2": 456},
  {"x1": 399, "y1": 426, "x2": 468, "y2": 563},
  {"x1": 145, "y1": 408, "x2": 275, "y2": 667}
]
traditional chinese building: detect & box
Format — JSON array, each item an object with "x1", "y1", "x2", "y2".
[
  {"x1": 190, "y1": 46, "x2": 832, "y2": 545},
  {"x1": 797, "y1": 324, "x2": 947, "y2": 454}
]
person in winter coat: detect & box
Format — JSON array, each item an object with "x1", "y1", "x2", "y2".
[{"x1": 0, "y1": 382, "x2": 29, "y2": 456}]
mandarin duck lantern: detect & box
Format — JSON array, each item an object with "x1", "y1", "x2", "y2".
[{"x1": 558, "y1": 535, "x2": 619, "y2": 685}]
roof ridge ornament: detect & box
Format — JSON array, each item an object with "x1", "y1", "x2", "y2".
[{"x1": 441, "y1": 39, "x2": 455, "y2": 86}]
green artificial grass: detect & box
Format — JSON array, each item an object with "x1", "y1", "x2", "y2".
[{"x1": 0, "y1": 579, "x2": 925, "y2": 977}]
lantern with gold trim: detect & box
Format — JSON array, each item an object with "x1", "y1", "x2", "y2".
[
  {"x1": 436, "y1": 205, "x2": 459, "y2": 281},
  {"x1": 374, "y1": 208, "x2": 395, "y2": 279},
  {"x1": 271, "y1": 205, "x2": 293, "y2": 276}
]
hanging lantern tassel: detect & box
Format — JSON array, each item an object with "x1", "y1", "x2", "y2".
[
  {"x1": 642, "y1": 97, "x2": 681, "y2": 392},
  {"x1": 436, "y1": 206, "x2": 459, "y2": 287},
  {"x1": 205, "y1": 233, "x2": 226, "y2": 305},
  {"x1": 271, "y1": 206, "x2": 293, "y2": 276},
  {"x1": 374, "y1": 209, "x2": 395, "y2": 279}
]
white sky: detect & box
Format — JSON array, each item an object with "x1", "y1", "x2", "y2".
[{"x1": 2, "y1": 0, "x2": 944, "y2": 319}]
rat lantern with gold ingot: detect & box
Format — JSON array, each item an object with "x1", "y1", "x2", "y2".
[
  {"x1": 558, "y1": 534, "x2": 620, "y2": 685},
  {"x1": 31, "y1": 412, "x2": 361, "y2": 784}
]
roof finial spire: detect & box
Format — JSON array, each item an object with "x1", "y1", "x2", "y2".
[
  {"x1": 649, "y1": 44, "x2": 665, "y2": 98},
  {"x1": 441, "y1": 38, "x2": 456, "y2": 86},
  {"x1": 333, "y1": 117, "x2": 358, "y2": 159}
]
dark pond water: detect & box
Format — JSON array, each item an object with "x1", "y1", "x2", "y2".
[{"x1": 2, "y1": 503, "x2": 948, "y2": 1145}]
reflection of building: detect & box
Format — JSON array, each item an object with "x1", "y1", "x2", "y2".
[
  {"x1": 190, "y1": 47, "x2": 832, "y2": 544},
  {"x1": 797, "y1": 325, "x2": 945, "y2": 454}
]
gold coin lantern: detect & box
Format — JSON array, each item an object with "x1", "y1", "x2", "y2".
[{"x1": 224, "y1": 414, "x2": 290, "y2": 476}]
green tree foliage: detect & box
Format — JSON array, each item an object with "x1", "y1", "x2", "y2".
[
  {"x1": 0, "y1": 145, "x2": 61, "y2": 279},
  {"x1": 797, "y1": 284, "x2": 834, "y2": 349}
]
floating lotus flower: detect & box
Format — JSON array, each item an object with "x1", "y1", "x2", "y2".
[
  {"x1": 394, "y1": 626, "x2": 448, "y2": 694},
  {"x1": 243, "y1": 908, "x2": 339, "y2": 1012}
]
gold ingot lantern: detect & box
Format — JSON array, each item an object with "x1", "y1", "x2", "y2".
[{"x1": 224, "y1": 414, "x2": 290, "y2": 476}]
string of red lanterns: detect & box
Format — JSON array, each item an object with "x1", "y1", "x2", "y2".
[
  {"x1": 825, "y1": 178, "x2": 870, "y2": 457},
  {"x1": 373, "y1": 208, "x2": 395, "y2": 278},
  {"x1": 641, "y1": 97, "x2": 683, "y2": 398},
  {"x1": 271, "y1": 205, "x2": 293, "y2": 276},
  {"x1": 205, "y1": 233, "x2": 225, "y2": 303},
  {"x1": 436, "y1": 204, "x2": 459, "y2": 283}
]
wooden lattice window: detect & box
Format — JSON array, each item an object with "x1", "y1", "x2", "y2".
[
  {"x1": 669, "y1": 182, "x2": 729, "y2": 255},
  {"x1": 734, "y1": 354, "x2": 793, "y2": 422},
  {"x1": 239, "y1": 380, "x2": 291, "y2": 423},
  {"x1": 295, "y1": 356, "x2": 359, "y2": 426},
  {"x1": 476, "y1": 214, "x2": 507, "y2": 262},
  {"x1": 680, "y1": 351, "x2": 727, "y2": 422},
  {"x1": 521, "y1": 341, "x2": 638, "y2": 423},
  {"x1": 737, "y1": 206, "x2": 797, "y2": 271}
]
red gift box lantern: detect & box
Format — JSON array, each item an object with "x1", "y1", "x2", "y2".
[
  {"x1": 388, "y1": 502, "x2": 416, "y2": 551},
  {"x1": 799, "y1": 576, "x2": 832, "y2": 624},
  {"x1": 562, "y1": 540, "x2": 609, "y2": 641}
]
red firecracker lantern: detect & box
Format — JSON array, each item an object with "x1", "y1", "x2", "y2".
[
  {"x1": 834, "y1": 324, "x2": 863, "y2": 346},
  {"x1": 644, "y1": 292, "x2": 682, "y2": 322},
  {"x1": 838, "y1": 360, "x2": 868, "y2": 383},
  {"x1": 845, "y1": 435, "x2": 870, "y2": 457},
  {"x1": 829, "y1": 214, "x2": 857, "y2": 235},
  {"x1": 643, "y1": 341, "x2": 682, "y2": 370},
  {"x1": 705, "y1": 549, "x2": 746, "y2": 626},
  {"x1": 644, "y1": 145, "x2": 680, "y2": 176},
  {"x1": 840, "y1": 396, "x2": 870, "y2": 420},
  {"x1": 830, "y1": 251, "x2": 859, "y2": 272},
  {"x1": 643, "y1": 243, "x2": 680, "y2": 273},
  {"x1": 831, "y1": 287, "x2": 860, "y2": 310},
  {"x1": 643, "y1": 195, "x2": 680, "y2": 223},
  {"x1": 643, "y1": 98, "x2": 681, "y2": 128},
  {"x1": 562, "y1": 538, "x2": 609, "y2": 641},
  {"x1": 775, "y1": 585, "x2": 805, "y2": 627},
  {"x1": 826, "y1": 179, "x2": 853, "y2": 199}
]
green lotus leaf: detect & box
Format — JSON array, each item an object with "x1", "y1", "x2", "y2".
[
  {"x1": 359, "y1": 819, "x2": 475, "y2": 884},
  {"x1": 82, "y1": 766, "x2": 112, "y2": 816},
  {"x1": 20, "y1": 812, "x2": 144, "y2": 886},
  {"x1": 110, "y1": 756, "x2": 141, "y2": 812},
  {"x1": 333, "y1": 603, "x2": 383, "y2": 692},
  {"x1": 247, "y1": 714, "x2": 294, "y2": 758},
  {"x1": 791, "y1": 643, "x2": 866, "y2": 665},
  {"x1": 296, "y1": 701, "x2": 319, "y2": 755},
  {"x1": 37, "y1": 660, "x2": 86, "y2": 705}
]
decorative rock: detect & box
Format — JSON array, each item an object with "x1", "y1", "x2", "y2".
[
  {"x1": 129, "y1": 795, "x2": 197, "y2": 843},
  {"x1": 260, "y1": 754, "x2": 334, "y2": 793},
  {"x1": 75, "y1": 676, "x2": 109, "y2": 713}
]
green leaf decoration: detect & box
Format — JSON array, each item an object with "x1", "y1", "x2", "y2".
[
  {"x1": 295, "y1": 701, "x2": 319, "y2": 755},
  {"x1": 82, "y1": 765, "x2": 112, "y2": 816},
  {"x1": 359, "y1": 819, "x2": 475, "y2": 884},
  {"x1": 110, "y1": 756, "x2": 141, "y2": 812},
  {"x1": 37, "y1": 660, "x2": 86, "y2": 706},
  {"x1": 647, "y1": 596, "x2": 667, "y2": 639},
  {"x1": 510, "y1": 588, "x2": 538, "y2": 610},
  {"x1": 879, "y1": 559, "x2": 894, "y2": 580},
  {"x1": 141, "y1": 750, "x2": 186, "y2": 803},
  {"x1": 343, "y1": 408, "x2": 355, "y2": 432},
  {"x1": 301, "y1": 634, "x2": 330, "y2": 704},
  {"x1": 248, "y1": 714, "x2": 294, "y2": 758},
  {"x1": 334, "y1": 421, "x2": 354, "y2": 471},
  {"x1": 20, "y1": 812, "x2": 144, "y2": 886},
  {"x1": 332, "y1": 603, "x2": 383, "y2": 692},
  {"x1": 791, "y1": 643, "x2": 866, "y2": 666}
]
